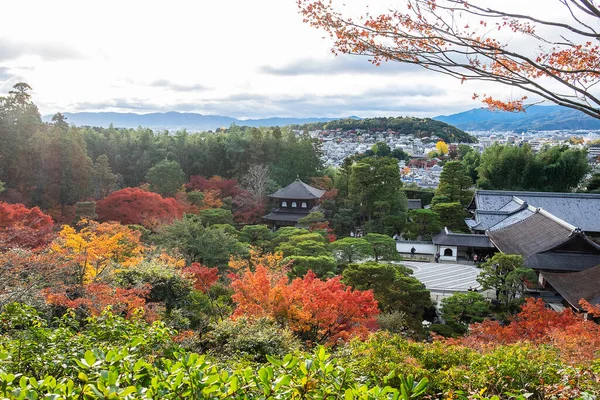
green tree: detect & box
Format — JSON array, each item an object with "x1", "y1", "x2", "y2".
[
  {"x1": 342, "y1": 262, "x2": 432, "y2": 331},
  {"x1": 285, "y1": 255, "x2": 338, "y2": 278},
  {"x1": 115, "y1": 260, "x2": 192, "y2": 316},
  {"x1": 350, "y1": 157, "x2": 404, "y2": 222},
  {"x1": 537, "y1": 145, "x2": 589, "y2": 192},
  {"x1": 364, "y1": 233, "x2": 398, "y2": 262},
  {"x1": 329, "y1": 237, "x2": 373, "y2": 264},
  {"x1": 297, "y1": 211, "x2": 325, "y2": 227},
  {"x1": 200, "y1": 208, "x2": 234, "y2": 226},
  {"x1": 477, "y1": 144, "x2": 538, "y2": 191},
  {"x1": 435, "y1": 161, "x2": 473, "y2": 207},
  {"x1": 239, "y1": 225, "x2": 274, "y2": 252},
  {"x1": 431, "y1": 202, "x2": 469, "y2": 232},
  {"x1": 371, "y1": 141, "x2": 391, "y2": 157},
  {"x1": 0, "y1": 83, "x2": 41, "y2": 198},
  {"x1": 476, "y1": 144, "x2": 587, "y2": 192},
  {"x1": 92, "y1": 154, "x2": 116, "y2": 200},
  {"x1": 145, "y1": 159, "x2": 186, "y2": 197},
  {"x1": 275, "y1": 233, "x2": 328, "y2": 257},
  {"x1": 440, "y1": 292, "x2": 491, "y2": 334},
  {"x1": 331, "y1": 208, "x2": 358, "y2": 236},
  {"x1": 404, "y1": 209, "x2": 442, "y2": 240},
  {"x1": 157, "y1": 214, "x2": 248, "y2": 269},
  {"x1": 335, "y1": 156, "x2": 354, "y2": 199},
  {"x1": 477, "y1": 253, "x2": 537, "y2": 309},
  {"x1": 585, "y1": 173, "x2": 600, "y2": 193},
  {"x1": 461, "y1": 148, "x2": 480, "y2": 184}
]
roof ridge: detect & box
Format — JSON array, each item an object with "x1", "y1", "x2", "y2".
[
  {"x1": 476, "y1": 189, "x2": 600, "y2": 199},
  {"x1": 536, "y1": 208, "x2": 578, "y2": 231}
]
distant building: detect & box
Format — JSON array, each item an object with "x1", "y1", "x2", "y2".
[{"x1": 262, "y1": 179, "x2": 325, "y2": 230}]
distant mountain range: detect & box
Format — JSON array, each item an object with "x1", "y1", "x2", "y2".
[
  {"x1": 41, "y1": 112, "x2": 346, "y2": 131},
  {"x1": 433, "y1": 105, "x2": 600, "y2": 132},
  {"x1": 43, "y1": 105, "x2": 600, "y2": 133}
]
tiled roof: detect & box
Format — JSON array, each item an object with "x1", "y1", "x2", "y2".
[
  {"x1": 269, "y1": 179, "x2": 326, "y2": 200},
  {"x1": 262, "y1": 212, "x2": 308, "y2": 222},
  {"x1": 526, "y1": 252, "x2": 600, "y2": 272},
  {"x1": 432, "y1": 227, "x2": 495, "y2": 248},
  {"x1": 542, "y1": 265, "x2": 600, "y2": 309},
  {"x1": 470, "y1": 190, "x2": 600, "y2": 232},
  {"x1": 487, "y1": 210, "x2": 574, "y2": 259}
]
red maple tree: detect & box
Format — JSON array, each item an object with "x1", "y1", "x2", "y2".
[
  {"x1": 186, "y1": 176, "x2": 242, "y2": 198},
  {"x1": 230, "y1": 263, "x2": 379, "y2": 345},
  {"x1": 96, "y1": 187, "x2": 184, "y2": 230},
  {"x1": 184, "y1": 262, "x2": 220, "y2": 293},
  {"x1": 0, "y1": 202, "x2": 54, "y2": 250}
]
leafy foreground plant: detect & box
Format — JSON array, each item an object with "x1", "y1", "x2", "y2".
[
  {"x1": 0, "y1": 303, "x2": 428, "y2": 399},
  {"x1": 0, "y1": 347, "x2": 429, "y2": 399}
]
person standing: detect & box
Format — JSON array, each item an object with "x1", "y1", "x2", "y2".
[{"x1": 410, "y1": 246, "x2": 416, "y2": 258}]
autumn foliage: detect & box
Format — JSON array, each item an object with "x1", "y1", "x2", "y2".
[
  {"x1": 43, "y1": 283, "x2": 152, "y2": 319},
  {"x1": 0, "y1": 202, "x2": 54, "y2": 250},
  {"x1": 50, "y1": 220, "x2": 144, "y2": 285},
  {"x1": 229, "y1": 253, "x2": 379, "y2": 345},
  {"x1": 454, "y1": 298, "x2": 600, "y2": 364},
  {"x1": 184, "y1": 263, "x2": 220, "y2": 293},
  {"x1": 298, "y1": 0, "x2": 600, "y2": 118},
  {"x1": 186, "y1": 176, "x2": 241, "y2": 199},
  {"x1": 96, "y1": 187, "x2": 184, "y2": 230}
]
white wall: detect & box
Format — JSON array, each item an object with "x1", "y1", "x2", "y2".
[{"x1": 396, "y1": 242, "x2": 437, "y2": 255}]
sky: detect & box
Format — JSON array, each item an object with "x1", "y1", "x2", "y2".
[{"x1": 0, "y1": 0, "x2": 571, "y2": 119}]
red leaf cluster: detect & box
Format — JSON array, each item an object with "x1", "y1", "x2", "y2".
[
  {"x1": 0, "y1": 202, "x2": 54, "y2": 250},
  {"x1": 96, "y1": 188, "x2": 184, "y2": 230},
  {"x1": 186, "y1": 176, "x2": 241, "y2": 198},
  {"x1": 43, "y1": 283, "x2": 154, "y2": 320},
  {"x1": 184, "y1": 262, "x2": 220, "y2": 293},
  {"x1": 230, "y1": 264, "x2": 379, "y2": 345},
  {"x1": 454, "y1": 298, "x2": 600, "y2": 364}
]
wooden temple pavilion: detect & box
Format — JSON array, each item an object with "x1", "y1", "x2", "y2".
[{"x1": 262, "y1": 179, "x2": 325, "y2": 230}]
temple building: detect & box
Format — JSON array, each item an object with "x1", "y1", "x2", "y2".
[{"x1": 262, "y1": 179, "x2": 325, "y2": 229}]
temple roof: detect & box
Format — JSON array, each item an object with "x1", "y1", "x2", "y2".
[
  {"x1": 468, "y1": 190, "x2": 600, "y2": 232},
  {"x1": 487, "y1": 210, "x2": 575, "y2": 259},
  {"x1": 542, "y1": 265, "x2": 600, "y2": 310},
  {"x1": 487, "y1": 209, "x2": 600, "y2": 272},
  {"x1": 432, "y1": 227, "x2": 495, "y2": 248},
  {"x1": 269, "y1": 179, "x2": 326, "y2": 200},
  {"x1": 526, "y1": 252, "x2": 600, "y2": 272},
  {"x1": 263, "y1": 212, "x2": 309, "y2": 222}
]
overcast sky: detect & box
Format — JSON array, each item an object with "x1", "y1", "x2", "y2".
[{"x1": 0, "y1": 0, "x2": 568, "y2": 119}]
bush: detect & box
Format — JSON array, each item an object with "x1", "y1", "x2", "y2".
[
  {"x1": 428, "y1": 323, "x2": 456, "y2": 338},
  {"x1": 201, "y1": 317, "x2": 300, "y2": 362}
]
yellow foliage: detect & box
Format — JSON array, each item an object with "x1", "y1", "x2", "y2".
[
  {"x1": 229, "y1": 249, "x2": 290, "y2": 276},
  {"x1": 51, "y1": 220, "x2": 144, "y2": 284},
  {"x1": 435, "y1": 140, "x2": 449, "y2": 156}
]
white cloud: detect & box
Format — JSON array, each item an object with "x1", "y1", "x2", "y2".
[{"x1": 0, "y1": 0, "x2": 567, "y2": 119}]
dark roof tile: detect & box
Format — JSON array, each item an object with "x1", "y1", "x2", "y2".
[
  {"x1": 542, "y1": 265, "x2": 600, "y2": 309},
  {"x1": 269, "y1": 179, "x2": 326, "y2": 200}
]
